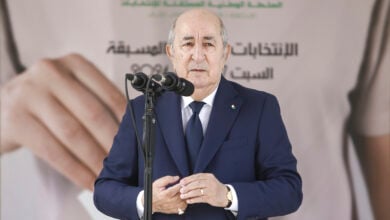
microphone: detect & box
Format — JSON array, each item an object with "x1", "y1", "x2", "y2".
[
  {"x1": 153, "y1": 72, "x2": 194, "y2": 96},
  {"x1": 126, "y1": 72, "x2": 162, "y2": 93},
  {"x1": 126, "y1": 72, "x2": 148, "y2": 92}
]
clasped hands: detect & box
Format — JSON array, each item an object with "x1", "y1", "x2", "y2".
[{"x1": 145, "y1": 173, "x2": 229, "y2": 215}]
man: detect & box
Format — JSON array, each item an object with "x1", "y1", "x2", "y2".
[{"x1": 94, "y1": 9, "x2": 302, "y2": 220}]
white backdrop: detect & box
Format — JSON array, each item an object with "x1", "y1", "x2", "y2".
[{"x1": 1, "y1": 0, "x2": 380, "y2": 219}]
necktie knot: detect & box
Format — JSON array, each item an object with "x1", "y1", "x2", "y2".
[{"x1": 189, "y1": 101, "x2": 205, "y2": 114}]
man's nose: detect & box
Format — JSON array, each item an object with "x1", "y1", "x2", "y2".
[{"x1": 191, "y1": 44, "x2": 205, "y2": 62}]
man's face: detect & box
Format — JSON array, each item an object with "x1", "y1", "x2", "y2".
[{"x1": 166, "y1": 10, "x2": 230, "y2": 93}]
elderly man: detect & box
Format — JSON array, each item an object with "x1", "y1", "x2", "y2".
[{"x1": 94, "y1": 9, "x2": 302, "y2": 220}]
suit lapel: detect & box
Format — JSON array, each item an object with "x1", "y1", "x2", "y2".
[
  {"x1": 155, "y1": 92, "x2": 190, "y2": 177},
  {"x1": 194, "y1": 77, "x2": 243, "y2": 173}
]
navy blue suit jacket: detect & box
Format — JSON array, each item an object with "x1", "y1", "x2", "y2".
[{"x1": 94, "y1": 77, "x2": 302, "y2": 220}]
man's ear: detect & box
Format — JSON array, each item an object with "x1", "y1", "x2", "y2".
[
  {"x1": 224, "y1": 44, "x2": 231, "y2": 61},
  {"x1": 166, "y1": 44, "x2": 173, "y2": 58}
]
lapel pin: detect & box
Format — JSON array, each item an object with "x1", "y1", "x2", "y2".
[{"x1": 231, "y1": 104, "x2": 236, "y2": 110}]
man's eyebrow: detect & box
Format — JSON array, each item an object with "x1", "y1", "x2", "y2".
[
  {"x1": 203, "y1": 36, "x2": 215, "y2": 41},
  {"x1": 181, "y1": 36, "x2": 216, "y2": 41},
  {"x1": 182, "y1": 36, "x2": 194, "y2": 41}
]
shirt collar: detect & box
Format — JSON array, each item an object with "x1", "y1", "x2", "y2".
[{"x1": 181, "y1": 85, "x2": 219, "y2": 110}]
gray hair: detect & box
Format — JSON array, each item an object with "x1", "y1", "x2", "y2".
[{"x1": 167, "y1": 16, "x2": 228, "y2": 48}]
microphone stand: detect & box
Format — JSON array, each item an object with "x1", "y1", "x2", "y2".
[
  {"x1": 127, "y1": 72, "x2": 192, "y2": 220},
  {"x1": 143, "y1": 84, "x2": 158, "y2": 220}
]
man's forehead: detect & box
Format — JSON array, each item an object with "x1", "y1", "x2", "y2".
[
  {"x1": 176, "y1": 9, "x2": 220, "y2": 24},
  {"x1": 175, "y1": 22, "x2": 221, "y2": 41},
  {"x1": 176, "y1": 11, "x2": 220, "y2": 29},
  {"x1": 173, "y1": 9, "x2": 223, "y2": 43}
]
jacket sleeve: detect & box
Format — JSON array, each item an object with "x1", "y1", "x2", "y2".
[
  {"x1": 94, "y1": 100, "x2": 143, "y2": 220},
  {"x1": 234, "y1": 94, "x2": 303, "y2": 219}
]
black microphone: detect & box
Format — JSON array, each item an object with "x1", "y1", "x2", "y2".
[
  {"x1": 126, "y1": 72, "x2": 148, "y2": 92},
  {"x1": 126, "y1": 72, "x2": 163, "y2": 94},
  {"x1": 153, "y1": 72, "x2": 194, "y2": 96}
]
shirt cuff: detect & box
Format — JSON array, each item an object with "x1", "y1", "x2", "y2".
[
  {"x1": 224, "y1": 184, "x2": 238, "y2": 212},
  {"x1": 136, "y1": 190, "x2": 144, "y2": 218}
]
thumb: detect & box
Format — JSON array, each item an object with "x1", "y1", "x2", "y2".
[{"x1": 153, "y1": 175, "x2": 180, "y2": 189}]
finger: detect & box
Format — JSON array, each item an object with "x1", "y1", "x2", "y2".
[
  {"x1": 29, "y1": 90, "x2": 106, "y2": 175},
  {"x1": 154, "y1": 176, "x2": 180, "y2": 189},
  {"x1": 180, "y1": 173, "x2": 207, "y2": 186},
  {"x1": 1, "y1": 63, "x2": 96, "y2": 190},
  {"x1": 163, "y1": 182, "x2": 182, "y2": 197},
  {"x1": 59, "y1": 54, "x2": 126, "y2": 121},
  {"x1": 162, "y1": 203, "x2": 187, "y2": 215},
  {"x1": 185, "y1": 196, "x2": 205, "y2": 205},
  {"x1": 180, "y1": 187, "x2": 205, "y2": 200},
  {"x1": 35, "y1": 59, "x2": 119, "y2": 152},
  {"x1": 160, "y1": 200, "x2": 188, "y2": 214},
  {"x1": 153, "y1": 182, "x2": 183, "y2": 213},
  {"x1": 180, "y1": 178, "x2": 207, "y2": 194},
  {"x1": 1, "y1": 79, "x2": 25, "y2": 152},
  {"x1": 20, "y1": 112, "x2": 96, "y2": 190},
  {"x1": 176, "y1": 203, "x2": 188, "y2": 215}
]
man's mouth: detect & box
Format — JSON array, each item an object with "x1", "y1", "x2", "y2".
[{"x1": 189, "y1": 69, "x2": 206, "y2": 72}]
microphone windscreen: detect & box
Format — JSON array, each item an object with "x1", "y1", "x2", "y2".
[{"x1": 179, "y1": 80, "x2": 194, "y2": 96}]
